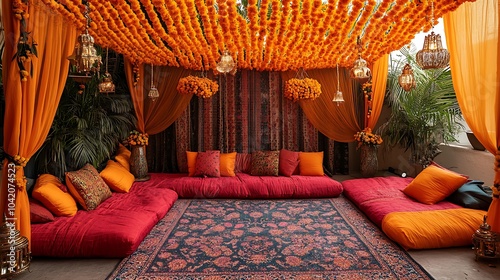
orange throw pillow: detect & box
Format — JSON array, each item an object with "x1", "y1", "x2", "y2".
[
  {"x1": 32, "y1": 174, "x2": 78, "y2": 217},
  {"x1": 115, "y1": 144, "x2": 131, "y2": 171},
  {"x1": 220, "y1": 152, "x2": 237, "y2": 177},
  {"x1": 100, "y1": 160, "x2": 135, "y2": 193},
  {"x1": 186, "y1": 151, "x2": 198, "y2": 176},
  {"x1": 403, "y1": 164, "x2": 468, "y2": 204},
  {"x1": 298, "y1": 152, "x2": 324, "y2": 176}
]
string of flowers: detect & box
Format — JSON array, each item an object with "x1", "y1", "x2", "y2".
[
  {"x1": 284, "y1": 78, "x2": 322, "y2": 102},
  {"x1": 13, "y1": 0, "x2": 37, "y2": 82},
  {"x1": 127, "y1": 130, "x2": 149, "y2": 146},
  {"x1": 362, "y1": 81, "x2": 373, "y2": 119},
  {"x1": 354, "y1": 128, "x2": 383, "y2": 148},
  {"x1": 177, "y1": 75, "x2": 219, "y2": 98}
]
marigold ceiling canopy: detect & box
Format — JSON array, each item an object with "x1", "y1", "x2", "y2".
[{"x1": 40, "y1": 0, "x2": 475, "y2": 71}]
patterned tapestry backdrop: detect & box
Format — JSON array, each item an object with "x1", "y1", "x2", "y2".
[{"x1": 146, "y1": 70, "x2": 349, "y2": 175}]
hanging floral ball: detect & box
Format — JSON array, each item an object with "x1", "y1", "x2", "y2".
[
  {"x1": 177, "y1": 76, "x2": 219, "y2": 98},
  {"x1": 284, "y1": 78, "x2": 322, "y2": 102}
]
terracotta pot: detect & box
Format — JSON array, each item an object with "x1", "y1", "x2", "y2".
[
  {"x1": 360, "y1": 145, "x2": 378, "y2": 177},
  {"x1": 130, "y1": 145, "x2": 150, "y2": 181}
]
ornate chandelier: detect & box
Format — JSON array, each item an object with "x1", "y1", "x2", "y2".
[
  {"x1": 350, "y1": 37, "x2": 371, "y2": 80},
  {"x1": 98, "y1": 48, "x2": 115, "y2": 93},
  {"x1": 148, "y1": 64, "x2": 159, "y2": 101},
  {"x1": 332, "y1": 63, "x2": 344, "y2": 105},
  {"x1": 216, "y1": 49, "x2": 237, "y2": 75},
  {"x1": 68, "y1": 0, "x2": 101, "y2": 76},
  {"x1": 416, "y1": 0, "x2": 450, "y2": 69},
  {"x1": 398, "y1": 63, "x2": 417, "y2": 91}
]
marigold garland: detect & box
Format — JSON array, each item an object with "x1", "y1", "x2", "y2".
[
  {"x1": 177, "y1": 76, "x2": 219, "y2": 98},
  {"x1": 127, "y1": 130, "x2": 149, "y2": 146},
  {"x1": 354, "y1": 128, "x2": 383, "y2": 148},
  {"x1": 284, "y1": 78, "x2": 322, "y2": 102}
]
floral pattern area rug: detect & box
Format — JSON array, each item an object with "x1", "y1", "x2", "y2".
[{"x1": 108, "y1": 197, "x2": 433, "y2": 280}]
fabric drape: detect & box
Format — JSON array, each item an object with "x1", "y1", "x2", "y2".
[
  {"x1": 443, "y1": 0, "x2": 500, "y2": 231},
  {"x1": 1, "y1": 1, "x2": 76, "y2": 244},
  {"x1": 280, "y1": 55, "x2": 388, "y2": 143},
  {"x1": 124, "y1": 60, "x2": 194, "y2": 135}
]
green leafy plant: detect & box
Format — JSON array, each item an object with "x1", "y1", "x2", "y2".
[
  {"x1": 379, "y1": 46, "x2": 463, "y2": 166},
  {"x1": 36, "y1": 76, "x2": 136, "y2": 179}
]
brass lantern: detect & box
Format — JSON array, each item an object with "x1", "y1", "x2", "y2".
[
  {"x1": 216, "y1": 49, "x2": 237, "y2": 75},
  {"x1": 0, "y1": 218, "x2": 31, "y2": 278},
  {"x1": 398, "y1": 63, "x2": 416, "y2": 91},
  {"x1": 350, "y1": 36, "x2": 371, "y2": 80},
  {"x1": 472, "y1": 216, "x2": 500, "y2": 260},
  {"x1": 98, "y1": 48, "x2": 115, "y2": 93},
  {"x1": 148, "y1": 64, "x2": 159, "y2": 102},
  {"x1": 332, "y1": 63, "x2": 344, "y2": 105}
]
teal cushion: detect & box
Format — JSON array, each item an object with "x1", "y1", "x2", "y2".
[{"x1": 447, "y1": 180, "x2": 492, "y2": 210}]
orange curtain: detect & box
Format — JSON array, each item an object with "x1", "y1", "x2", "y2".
[
  {"x1": 443, "y1": 0, "x2": 500, "y2": 231},
  {"x1": 280, "y1": 55, "x2": 388, "y2": 142},
  {"x1": 1, "y1": 1, "x2": 76, "y2": 244},
  {"x1": 366, "y1": 54, "x2": 389, "y2": 129},
  {"x1": 125, "y1": 59, "x2": 194, "y2": 135}
]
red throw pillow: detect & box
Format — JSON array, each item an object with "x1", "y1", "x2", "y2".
[
  {"x1": 30, "y1": 198, "x2": 55, "y2": 224},
  {"x1": 194, "y1": 150, "x2": 221, "y2": 177},
  {"x1": 279, "y1": 149, "x2": 300, "y2": 177},
  {"x1": 235, "y1": 153, "x2": 252, "y2": 173}
]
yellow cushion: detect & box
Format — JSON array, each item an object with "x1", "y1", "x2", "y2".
[
  {"x1": 298, "y1": 152, "x2": 324, "y2": 176},
  {"x1": 220, "y1": 152, "x2": 237, "y2": 177},
  {"x1": 100, "y1": 160, "x2": 135, "y2": 193},
  {"x1": 32, "y1": 174, "x2": 78, "y2": 217},
  {"x1": 382, "y1": 209, "x2": 486, "y2": 249},
  {"x1": 115, "y1": 144, "x2": 131, "y2": 171},
  {"x1": 403, "y1": 164, "x2": 468, "y2": 204},
  {"x1": 186, "y1": 151, "x2": 198, "y2": 176}
]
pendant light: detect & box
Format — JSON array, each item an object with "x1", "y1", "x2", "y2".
[
  {"x1": 416, "y1": 0, "x2": 450, "y2": 69},
  {"x1": 216, "y1": 49, "x2": 237, "y2": 75},
  {"x1": 148, "y1": 64, "x2": 159, "y2": 101},
  {"x1": 398, "y1": 63, "x2": 417, "y2": 91},
  {"x1": 98, "y1": 48, "x2": 116, "y2": 93},
  {"x1": 350, "y1": 36, "x2": 371, "y2": 80},
  {"x1": 332, "y1": 63, "x2": 344, "y2": 105}
]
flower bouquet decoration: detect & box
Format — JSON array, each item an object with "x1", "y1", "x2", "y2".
[
  {"x1": 354, "y1": 127, "x2": 383, "y2": 149},
  {"x1": 127, "y1": 130, "x2": 149, "y2": 146},
  {"x1": 284, "y1": 78, "x2": 322, "y2": 102},
  {"x1": 177, "y1": 75, "x2": 219, "y2": 98}
]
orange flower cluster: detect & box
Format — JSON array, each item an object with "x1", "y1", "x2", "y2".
[
  {"x1": 177, "y1": 76, "x2": 219, "y2": 98},
  {"x1": 362, "y1": 81, "x2": 373, "y2": 119},
  {"x1": 13, "y1": 155, "x2": 29, "y2": 167},
  {"x1": 127, "y1": 130, "x2": 149, "y2": 146},
  {"x1": 40, "y1": 0, "x2": 475, "y2": 71},
  {"x1": 284, "y1": 78, "x2": 322, "y2": 102},
  {"x1": 13, "y1": 0, "x2": 36, "y2": 82},
  {"x1": 354, "y1": 128, "x2": 383, "y2": 148}
]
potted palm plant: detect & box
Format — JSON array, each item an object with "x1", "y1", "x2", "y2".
[{"x1": 379, "y1": 46, "x2": 463, "y2": 168}]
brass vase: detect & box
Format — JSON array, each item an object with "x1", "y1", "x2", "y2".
[
  {"x1": 130, "y1": 145, "x2": 150, "y2": 181},
  {"x1": 360, "y1": 145, "x2": 378, "y2": 177}
]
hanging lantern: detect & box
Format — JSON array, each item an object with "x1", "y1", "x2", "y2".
[
  {"x1": 148, "y1": 64, "x2": 159, "y2": 101},
  {"x1": 398, "y1": 63, "x2": 417, "y2": 91},
  {"x1": 332, "y1": 63, "x2": 344, "y2": 105},
  {"x1": 416, "y1": 0, "x2": 450, "y2": 69},
  {"x1": 98, "y1": 48, "x2": 116, "y2": 93},
  {"x1": 472, "y1": 216, "x2": 500, "y2": 260},
  {"x1": 68, "y1": 0, "x2": 101, "y2": 76},
  {"x1": 216, "y1": 49, "x2": 237, "y2": 75},
  {"x1": 350, "y1": 36, "x2": 371, "y2": 80}
]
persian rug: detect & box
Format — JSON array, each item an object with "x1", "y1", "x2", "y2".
[{"x1": 108, "y1": 197, "x2": 433, "y2": 280}]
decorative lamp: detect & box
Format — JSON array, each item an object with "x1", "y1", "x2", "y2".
[
  {"x1": 68, "y1": 0, "x2": 101, "y2": 76},
  {"x1": 148, "y1": 64, "x2": 159, "y2": 102},
  {"x1": 332, "y1": 63, "x2": 344, "y2": 105},
  {"x1": 350, "y1": 36, "x2": 371, "y2": 80},
  {"x1": 416, "y1": 0, "x2": 450, "y2": 69},
  {"x1": 398, "y1": 63, "x2": 417, "y2": 91},
  {"x1": 98, "y1": 48, "x2": 115, "y2": 93},
  {"x1": 216, "y1": 49, "x2": 237, "y2": 75},
  {"x1": 0, "y1": 217, "x2": 31, "y2": 278},
  {"x1": 472, "y1": 216, "x2": 500, "y2": 260}
]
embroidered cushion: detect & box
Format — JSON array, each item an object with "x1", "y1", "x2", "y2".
[
  {"x1": 32, "y1": 174, "x2": 78, "y2": 217},
  {"x1": 194, "y1": 151, "x2": 221, "y2": 177},
  {"x1": 251, "y1": 150, "x2": 280, "y2": 176},
  {"x1": 100, "y1": 160, "x2": 135, "y2": 193},
  {"x1": 66, "y1": 164, "x2": 112, "y2": 210},
  {"x1": 279, "y1": 149, "x2": 300, "y2": 177}
]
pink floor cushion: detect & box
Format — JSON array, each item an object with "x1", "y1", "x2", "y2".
[
  {"x1": 342, "y1": 176, "x2": 461, "y2": 226},
  {"x1": 31, "y1": 184, "x2": 178, "y2": 258}
]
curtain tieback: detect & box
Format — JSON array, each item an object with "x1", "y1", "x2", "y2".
[{"x1": 4, "y1": 153, "x2": 29, "y2": 167}]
